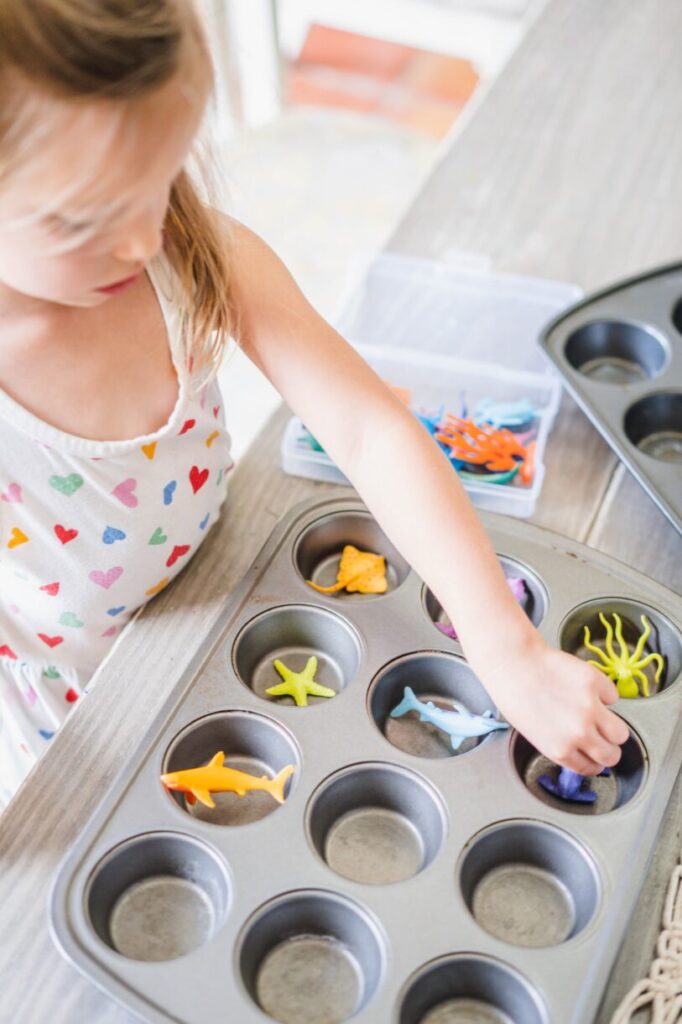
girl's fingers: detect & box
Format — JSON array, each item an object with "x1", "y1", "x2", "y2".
[
  {"x1": 580, "y1": 728, "x2": 623, "y2": 769},
  {"x1": 594, "y1": 670, "x2": 619, "y2": 705},
  {"x1": 557, "y1": 750, "x2": 604, "y2": 776},
  {"x1": 597, "y1": 704, "x2": 630, "y2": 746}
]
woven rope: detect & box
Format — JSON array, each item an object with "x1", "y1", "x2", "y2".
[{"x1": 612, "y1": 866, "x2": 682, "y2": 1023}]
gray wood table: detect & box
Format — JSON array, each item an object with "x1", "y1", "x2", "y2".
[{"x1": 2, "y1": 1, "x2": 681, "y2": 1021}]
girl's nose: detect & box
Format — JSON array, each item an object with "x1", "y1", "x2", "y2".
[{"x1": 112, "y1": 215, "x2": 164, "y2": 264}]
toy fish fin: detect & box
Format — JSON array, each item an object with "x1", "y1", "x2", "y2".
[
  {"x1": 191, "y1": 788, "x2": 215, "y2": 808},
  {"x1": 208, "y1": 751, "x2": 225, "y2": 769},
  {"x1": 450, "y1": 734, "x2": 465, "y2": 750},
  {"x1": 448, "y1": 701, "x2": 470, "y2": 717},
  {"x1": 267, "y1": 764, "x2": 296, "y2": 804},
  {"x1": 390, "y1": 686, "x2": 420, "y2": 718}
]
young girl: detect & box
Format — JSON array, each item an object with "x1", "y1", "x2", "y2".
[{"x1": 0, "y1": 0, "x2": 628, "y2": 809}]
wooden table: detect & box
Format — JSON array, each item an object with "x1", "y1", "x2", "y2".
[{"x1": 2, "y1": 1, "x2": 681, "y2": 1021}]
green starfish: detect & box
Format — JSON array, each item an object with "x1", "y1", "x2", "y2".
[{"x1": 266, "y1": 656, "x2": 336, "y2": 707}]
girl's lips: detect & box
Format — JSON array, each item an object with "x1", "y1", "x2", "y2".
[{"x1": 95, "y1": 272, "x2": 141, "y2": 295}]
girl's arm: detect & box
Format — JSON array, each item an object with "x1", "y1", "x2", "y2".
[{"x1": 228, "y1": 221, "x2": 629, "y2": 772}]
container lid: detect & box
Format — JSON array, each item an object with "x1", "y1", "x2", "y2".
[{"x1": 334, "y1": 252, "x2": 582, "y2": 376}]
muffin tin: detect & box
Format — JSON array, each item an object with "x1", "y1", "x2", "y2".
[
  {"x1": 539, "y1": 261, "x2": 682, "y2": 534},
  {"x1": 50, "y1": 496, "x2": 682, "y2": 1024}
]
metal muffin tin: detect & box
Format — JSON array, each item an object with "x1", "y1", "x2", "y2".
[
  {"x1": 539, "y1": 261, "x2": 682, "y2": 534},
  {"x1": 50, "y1": 496, "x2": 682, "y2": 1024}
]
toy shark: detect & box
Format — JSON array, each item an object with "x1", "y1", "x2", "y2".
[
  {"x1": 389, "y1": 686, "x2": 509, "y2": 750},
  {"x1": 538, "y1": 766, "x2": 610, "y2": 804},
  {"x1": 161, "y1": 752, "x2": 295, "y2": 808}
]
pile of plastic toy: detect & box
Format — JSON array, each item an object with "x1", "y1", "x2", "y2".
[{"x1": 299, "y1": 392, "x2": 541, "y2": 488}]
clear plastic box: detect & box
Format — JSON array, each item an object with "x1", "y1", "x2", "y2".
[{"x1": 281, "y1": 254, "x2": 582, "y2": 518}]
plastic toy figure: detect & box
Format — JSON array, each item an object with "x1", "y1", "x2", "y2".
[
  {"x1": 474, "y1": 397, "x2": 538, "y2": 431},
  {"x1": 306, "y1": 544, "x2": 387, "y2": 595},
  {"x1": 390, "y1": 686, "x2": 509, "y2": 750},
  {"x1": 435, "y1": 414, "x2": 536, "y2": 484},
  {"x1": 435, "y1": 576, "x2": 527, "y2": 639},
  {"x1": 583, "y1": 612, "x2": 665, "y2": 698},
  {"x1": 538, "y1": 766, "x2": 610, "y2": 804},
  {"x1": 161, "y1": 752, "x2": 295, "y2": 808},
  {"x1": 265, "y1": 655, "x2": 336, "y2": 707}
]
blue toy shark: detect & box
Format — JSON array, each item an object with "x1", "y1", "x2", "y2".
[{"x1": 390, "y1": 686, "x2": 509, "y2": 750}]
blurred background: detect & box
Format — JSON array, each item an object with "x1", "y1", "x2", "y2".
[{"x1": 200, "y1": 0, "x2": 546, "y2": 459}]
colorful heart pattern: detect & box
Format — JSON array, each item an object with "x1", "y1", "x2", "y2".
[
  {"x1": 49, "y1": 473, "x2": 83, "y2": 496},
  {"x1": 89, "y1": 566, "x2": 123, "y2": 589},
  {"x1": 1, "y1": 372, "x2": 229, "y2": 767},
  {"x1": 112, "y1": 478, "x2": 138, "y2": 508},
  {"x1": 166, "y1": 544, "x2": 190, "y2": 568},
  {"x1": 1, "y1": 482, "x2": 22, "y2": 502},
  {"x1": 189, "y1": 466, "x2": 209, "y2": 493},
  {"x1": 103, "y1": 526, "x2": 126, "y2": 544},
  {"x1": 54, "y1": 524, "x2": 78, "y2": 545}
]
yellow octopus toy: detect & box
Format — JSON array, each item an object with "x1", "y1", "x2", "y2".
[{"x1": 583, "y1": 612, "x2": 665, "y2": 698}]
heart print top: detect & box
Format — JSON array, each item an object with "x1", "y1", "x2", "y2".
[{"x1": 0, "y1": 253, "x2": 233, "y2": 807}]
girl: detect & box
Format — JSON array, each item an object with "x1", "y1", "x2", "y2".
[{"x1": 0, "y1": 0, "x2": 628, "y2": 808}]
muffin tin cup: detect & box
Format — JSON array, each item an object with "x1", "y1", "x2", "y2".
[
  {"x1": 512, "y1": 725, "x2": 647, "y2": 816},
  {"x1": 423, "y1": 554, "x2": 548, "y2": 641},
  {"x1": 50, "y1": 497, "x2": 682, "y2": 1024},
  {"x1": 559, "y1": 597, "x2": 682, "y2": 697},
  {"x1": 85, "y1": 832, "x2": 231, "y2": 962},
  {"x1": 306, "y1": 762, "x2": 448, "y2": 885},
  {"x1": 540, "y1": 263, "x2": 682, "y2": 533},
  {"x1": 458, "y1": 820, "x2": 601, "y2": 948},
  {"x1": 162, "y1": 711, "x2": 301, "y2": 826},
  {"x1": 237, "y1": 889, "x2": 386, "y2": 1024},
  {"x1": 398, "y1": 954, "x2": 548, "y2": 1024}
]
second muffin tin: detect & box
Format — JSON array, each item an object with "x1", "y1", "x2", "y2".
[{"x1": 540, "y1": 261, "x2": 682, "y2": 534}]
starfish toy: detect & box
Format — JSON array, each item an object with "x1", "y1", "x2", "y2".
[
  {"x1": 538, "y1": 766, "x2": 610, "y2": 804},
  {"x1": 265, "y1": 655, "x2": 336, "y2": 707},
  {"x1": 435, "y1": 415, "x2": 536, "y2": 484},
  {"x1": 583, "y1": 612, "x2": 665, "y2": 698},
  {"x1": 306, "y1": 544, "x2": 387, "y2": 595}
]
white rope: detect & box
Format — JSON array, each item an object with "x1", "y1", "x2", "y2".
[{"x1": 612, "y1": 867, "x2": 682, "y2": 1024}]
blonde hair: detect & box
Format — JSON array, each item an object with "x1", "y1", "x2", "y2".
[{"x1": 0, "y1": 0, "x2": 234, "y2": 389}]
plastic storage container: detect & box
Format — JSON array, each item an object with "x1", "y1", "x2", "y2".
[{"x1": 281, "y1": 254, "x2": 582, "y2": 518}]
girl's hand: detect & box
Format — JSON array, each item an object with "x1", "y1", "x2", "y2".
[{"x1": 472, "y1": 636, "x2": 631, "y2": 774}]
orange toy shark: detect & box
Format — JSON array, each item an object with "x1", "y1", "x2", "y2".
[{"x1": 161, "y1": 752, "x2": 295, "y2": 808}]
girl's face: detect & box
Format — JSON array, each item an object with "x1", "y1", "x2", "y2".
[{"x1": 0, "y1": 72, "x2": 208, "y2": 309}]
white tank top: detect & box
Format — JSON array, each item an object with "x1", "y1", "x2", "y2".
[{"x1": 0, "y1": 254, "x2": 232, "y2": 805}]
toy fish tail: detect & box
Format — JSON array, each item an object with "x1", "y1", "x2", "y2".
[
  {"x1": 267, "y1": 764, "x2": 295, "y2": 804},
  {"x1": 390, "y1": 686, "x2": 420, "y2": 718}
]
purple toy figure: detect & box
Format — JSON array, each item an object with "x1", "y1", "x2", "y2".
[{"x1": 538, "y1": 766, "x2": 610, "y2": 804}]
